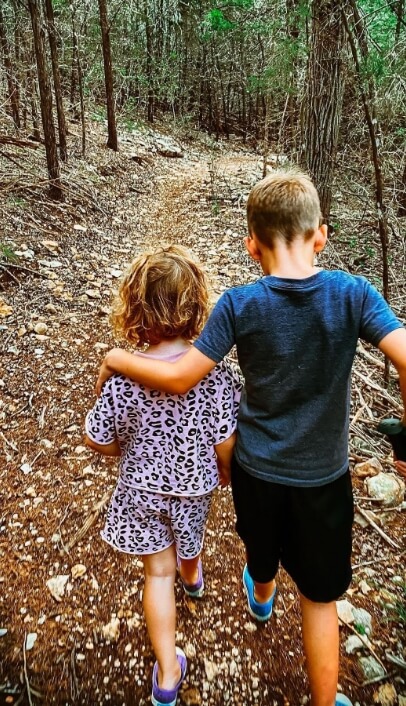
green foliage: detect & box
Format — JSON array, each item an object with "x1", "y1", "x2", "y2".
[
  {"x1": 354, "y1": 623, "x2": 367, "y2": 636},
  {"x1": 0, "y1": 243, "x2": 18, "y2": 263},
  {"x1": 91, "y1": 106, "x2": 107, "y2": 122},
  {"x1": 204, "y1": 8, "x2": 236, "y2": 33}
]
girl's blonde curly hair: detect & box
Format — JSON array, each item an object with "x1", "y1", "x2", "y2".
[{"x1": 111, "y1": 245, "x2": 210, "y2": 347}]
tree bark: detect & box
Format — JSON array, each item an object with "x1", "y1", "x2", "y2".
[
  {"x1": 44, "y1": 0, "x2": 68, "y2": 161},
  {"x1": 0, "y1": 6, "x2": 20, "y2": 129},
  {"x1": 300, "y1": 0, "x2": 345, "y2": 224},
  {"x1": 28, "y1": 0, "x2": 62, "y2": 200},
  {"x1": 98, "y1": 0, "x2": 118, "y2": 150}
]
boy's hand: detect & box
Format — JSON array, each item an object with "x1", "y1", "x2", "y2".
[
  {"x1": 218, "y1": 465, "x2": 231, "y2": 488},
  {"x1": 394, "y1": 460, "x2": 406, "y2": 479},
  {"x1": 95, "y1": 353, "x2": 115, "y2": 396}
]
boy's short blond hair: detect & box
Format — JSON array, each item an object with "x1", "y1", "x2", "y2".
[
  {"x1": 247, "y1": 170, "x2": 322, "y2": 247},
  {"x1": 111, "y1": 245, "x2": 209, "y2": 347}
]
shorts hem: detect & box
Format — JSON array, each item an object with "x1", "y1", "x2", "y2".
[{"x1": 101, "y1": 531, "x2": 174, "y2": 556}]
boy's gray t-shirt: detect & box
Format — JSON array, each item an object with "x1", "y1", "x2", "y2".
[{"x1": 194, "y1": 270, "x2": 403, "y2": 487}]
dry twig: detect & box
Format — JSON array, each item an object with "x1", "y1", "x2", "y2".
[
  {"x1": 338, "y1": 616, "x2": 386, "y2": 671},
  {"x1": 356, "y1": 506, "x2": 401, "y2": 549},
  {"x1": 62, "y1": 491, "x2": 111, "y2": 553}
]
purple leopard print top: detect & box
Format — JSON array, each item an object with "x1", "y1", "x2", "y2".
[{"x1": 86, "y1": 350, "x2": 242, "y2": 496}]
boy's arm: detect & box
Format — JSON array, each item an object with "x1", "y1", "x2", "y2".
[
  {"x1": 214, "y1": 432, "x2": 237, "y2": 487},
  {"x1": 96, "y1": 346, "x2": 216, "y2": 396},
  {"x1": 378, "y1": 328, "x2": 406, "y2": 425},
  {"x1": 395, "y1": 460, "x2": 406, "y2": 479},
  {"x1": 84, "y1": 434, "x2": 121, "y2": 457}
]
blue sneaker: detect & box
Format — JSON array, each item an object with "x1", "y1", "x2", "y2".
[
  {"x1": 151, "y1": 647, "x2": 187, "y2": 706},
  {"x1": 335, "y1": 696, "x2": 353, "y2": 706},
  {"x1": 242, "y1": 565, "x2": 276, "y2": 622}
]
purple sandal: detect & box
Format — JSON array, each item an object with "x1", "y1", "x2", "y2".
[{"x1": 151, "y1": 647, "x2": 187, "y2": 706}]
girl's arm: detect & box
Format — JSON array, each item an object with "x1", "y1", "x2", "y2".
[
  {"x1": 96, "y1": 346, "x2": 216, "y2": 396},
  {"x1": 214, "y1": 432, "x2": 237, "y2": 487},
  {"x1": 84, "y1": 434, "x2": 121, "y2": 457}
]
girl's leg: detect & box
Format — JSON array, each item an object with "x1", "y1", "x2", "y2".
[
  {"x1": 299, "y1": 593, "x2": 339, "y2": 706},
  {"x1": 178, "y1": 555, "x2": 200, "y2": 585},
  {"x1": 142, "y1": 544, "x2": 180, "y2": 690}
]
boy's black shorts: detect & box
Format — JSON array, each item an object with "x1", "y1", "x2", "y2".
[{"x1": 231, "y1": 456, "x2": 354, "y2": 603}]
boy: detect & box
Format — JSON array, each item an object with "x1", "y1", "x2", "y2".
[{"x1": 96, "y1": 171, "x2": 406, "y2": 706}]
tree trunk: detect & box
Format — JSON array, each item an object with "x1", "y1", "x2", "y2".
[
  {"x1": 398, "y1": 162, "x2": 406, "y2": 218},
  {"x1": 144, "y1": 0, "x2": 154, "y2": 123},
  {"x1": 44, "y1": 0, "x2": 68, "y2": 161},
  {"x1": 98, "y1": 0, "x2": 118, "y2": 150},
  {"x1": 28, "y1": 0, "x2": 62, "y2": 200},
  {"x1": 300, "y1": 0, "x2": 345, "y2": 224},
  {"x1": 0, "y1": 6, "x2": 20, "y2": 129}
]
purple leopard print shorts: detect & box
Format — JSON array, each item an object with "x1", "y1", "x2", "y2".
[{"x1": 101, "y1": 480, "x2": 213, "y2": 558}]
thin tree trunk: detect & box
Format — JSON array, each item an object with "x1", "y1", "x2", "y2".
[
  {"x1": 144, "y1": 0, "x2": 154, "y2": 123},
  {"x1": 0, "y1": 6, "x2": 20, "y2": 129},
  {"x1": 28, "y1": 0, "x2": 62, "y2": 200},
  {"x1": 27, "y1": 65, "x2": 41, "y2": 141},
  {"x1": 98, "y1": 0, "x2": 118, "y2": 149},
  {"x1": 44, "y1": 0, "x2": 68, "y2": 161},
  {"x1": 342, "y1": 0, "x2": 389, "y2": 301},
  {"x1": 300, "y1": 0, "x2": 345, "y2": 224}
]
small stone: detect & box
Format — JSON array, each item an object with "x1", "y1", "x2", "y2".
[
  {"x1": 365, "y1": 472, "x2": 405, "y2": 507},
  {"x1": 74, "y1": 445, "x2": 87, "y2": 454},
  {"x1": 244, "y1": 622, "x2": 257, "y2": 632},
  {"x1": 359, "y1": 656, "x2": 385, "y2": 680},
  {"x1": 0, "y1": 298, "x2": 13, "y2": 317},
  {"x1": 373, "y1": 683, "x2": 397, "y2": 706},
  {"x1": 25, "y1": 633, "x2": 37, "y2": 650},
  {"x1": 34, "y1": 322, "x2": 48, "y2": 335},
  {"x1": 204, "y1": 658, "x2": 219, "y2": 681},
  {"x1": 20, "y1": 463, "x2": 33, "y2": 475},
  {"x1": 182, "y1": 688, "x2": 202, "y2": 706},
  {"x1": 354, "y1": 457, "x2": 382, "y2": 478},
  {"x1": 76, "y1": 653, "x2": 86, "y2": 661},
  {"x1": 46, "y1": 575, "x2": 69, "y2": 602},
  {"x1": 336, "y1": 599, "x2": 354, "y2": 624},
  {"x1": 0, "y1": 628, "x2": 7, "y2": 637},
  {"x1": 345, "y1": 635, "x2": 364, "y2": 654},
  {"x1": 85, "y1": 289, "x2": 101, "y2": 299},
  {"x1": 101, "y1": 617, "x2": 120, "y2": 642},
  {"x1": 353, "y1": 607, "x2": 373, "y2": 635},
  {"x1": 358, "y1": 580, "x2": 372, "y2": 594},
  {"x1": 71, "y1": 564, "x2": 87, "y2": 580},
  {"x1": 94, "y1": 342, "x2": 109, "y2": 350},
  {"x1": 183, "y1": 642, "x2": 196, "y2": 658}
]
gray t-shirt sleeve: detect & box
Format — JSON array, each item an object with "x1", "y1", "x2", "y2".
[
  {"x1": 360, "y1": 278, "x2": 404, "y2": 345},
  {"x1": 193, "y1": 291, "x2": 236, "y2": 362}
]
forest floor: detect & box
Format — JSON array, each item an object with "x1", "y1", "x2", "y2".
[{"x1": 0, "y1": 117, "x2": 405, "y2": 706}]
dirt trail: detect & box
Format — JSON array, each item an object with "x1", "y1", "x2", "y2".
[{"x1": 0, "y1": 131, "x2": 404, "y2": 706}]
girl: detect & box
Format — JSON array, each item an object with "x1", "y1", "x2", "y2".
[{"x1": 85, "y1": 246, "x2": 241, "y2": 706}]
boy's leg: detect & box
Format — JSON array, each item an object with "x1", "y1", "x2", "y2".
[
  {"x1": 231, "y1": 456, "x2": 281, "y2": 598},
  {"x1": 300, "y1": 593, "x2": 339, "y2": 706},
  {"x1": 142, "y1": 544, "x2": 181, "y2": 690}
]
